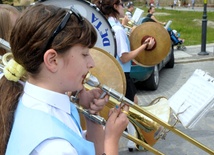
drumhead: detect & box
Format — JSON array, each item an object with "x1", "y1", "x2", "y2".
[{"x1": 38, "y1": 0, "x2": 117, "y2": 57}]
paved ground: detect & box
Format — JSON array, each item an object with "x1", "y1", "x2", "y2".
[
  {"x1": 174, "y1": 43, "x2": 214, "y2": 64},
  {"x1": 119, "y1": 43, "x2": 214, "y2": 155}
]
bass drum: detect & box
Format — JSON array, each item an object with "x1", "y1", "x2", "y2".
[{"x1": 41, "y1": 0, "x2": 116, "y2": 57}]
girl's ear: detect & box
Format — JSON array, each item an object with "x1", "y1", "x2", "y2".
[
  {"x1": 114, "y1": 3, "x2": 118, "y2": 10},
  {"x1": 43, "y1": 49, "x2": 59, "y2": 72}
]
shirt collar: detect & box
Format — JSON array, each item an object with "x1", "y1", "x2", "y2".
[{"x1": 24, "y1": 82, "x2": 71, "y2": 114}]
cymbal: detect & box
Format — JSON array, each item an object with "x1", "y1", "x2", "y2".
[
  {"x1": 87, "y1": 47, "x2": 126, "y2": 94},
  {"x1": 129, "y1": 22, "x2": 171, "y2": 67}
]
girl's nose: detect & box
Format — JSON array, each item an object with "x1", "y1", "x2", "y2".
[{"x1": 88, "y1": 55, "x2": 95, "y2": 69}]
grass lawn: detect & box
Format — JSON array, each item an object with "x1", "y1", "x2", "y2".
[{"x1": 136, "y1": 7, "x2": 214, "y2": 46}]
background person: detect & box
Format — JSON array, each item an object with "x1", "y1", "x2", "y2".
[
  {"x1": 0, "y1": 4, "x2": 129, "y2": 155},
  {"x1": 149, "y1": 0, "x2": 154, "y2": 6},
  {"x1": 173, "y1": 0, "x2": 177, "y2": 8},
  {"x1": 125, "y1": 1, "x2": 134, "y2": 21},
  {"x1": 146, "y1": 6, "x2": 166, "y2": 25},
  {"x1": 178, "y1": 0, "x2": 181, "y2": 7},
  {"x1": 172, "y1": 29, "x2": 186, "y2": 51},
  {"x1": 121, "y1": 1, "x2": 135, "y2": 33},
  {"x1": 191, "y1": 0, "x2": 195, "y2": 9},
  {"x1": 92, "y1": 0, "x2": 155, "y2": 151},
  {"x1": 156, "y1": 0, "x2": 160, "y2": 8}
]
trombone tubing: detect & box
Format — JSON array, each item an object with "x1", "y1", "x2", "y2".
[
  {"x1": 123, "y1": 131, "x2": 163, "y2": 155},
  {"x1": 131, "y1": 103, "x2": 214, "y2": 154},
  {"x1": 99, "y1": 84, "x2": 214, "y2": 154},
  {"x1": 75, "y1": 104, "x2": 164, "y2": 155}
]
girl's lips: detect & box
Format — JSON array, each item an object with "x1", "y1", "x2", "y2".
[
  {"x1": 82, "y1": 74, "x2": 87, "y2": 80},
  {"x1": 82, "y1": 73, "x2": 88, "y2": 84}
]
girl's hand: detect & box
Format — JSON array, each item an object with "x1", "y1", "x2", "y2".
[
  {"x1": 104, "y1": 105, "x2": 129, "y2": 154},
  {"x1": 145, "y1": 37, "x2": 155, "y2": 50},
  {"x1": 78, "y1": 88, "x2": 109, "y2": 114},
  {"x1": 105, "y1": 105, "x2": 129, "y2": 141}
]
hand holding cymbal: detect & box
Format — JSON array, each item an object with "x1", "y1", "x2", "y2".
[
  {"x1": 129, "y1": 22, "x2": 171, "y2": 67},
  {"x1": 143, "y1": 37, "x2": 156, "y2": 50}
]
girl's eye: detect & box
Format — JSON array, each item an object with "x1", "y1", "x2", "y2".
[{"x1": 83, "y1": 53, "x2": 89, "y2": 57}]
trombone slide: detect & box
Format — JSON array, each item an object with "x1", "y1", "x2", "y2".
[
  {"x1": 74, "y1": 103, "x2": 164, "y2": 155},
  {"x1": 84, "y1": 73, "x2": 214, "y2": 155}
]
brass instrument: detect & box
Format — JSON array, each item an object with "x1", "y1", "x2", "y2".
[
  {"x1": 129, "y1": 22, "x2": 171, "y2": 67},
  {"x1": 75, "y1": 99, "x2": 165, "y2": 155},
  {"x1": 84, "y1": 72, "x2": 214, "y2": 154},
  {"x1": 1, "y1": 39, "x2": 214, "y2": 154}
]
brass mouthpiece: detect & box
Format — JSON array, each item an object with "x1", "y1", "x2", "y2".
[{"x1": 84, "y1": 72, "x2": 100, "y2": 87}]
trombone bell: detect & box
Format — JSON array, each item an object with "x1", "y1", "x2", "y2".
[
  {"x1": 129, "y1": 97, "x2": 170, "y2": 147},
  {"x1": 85, "y1": 72, "x2": 170, "y2": 147}
]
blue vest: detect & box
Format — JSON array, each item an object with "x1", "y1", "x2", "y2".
[{"x1": 6, "y1": 101, "x2": 95, "y2": 155}]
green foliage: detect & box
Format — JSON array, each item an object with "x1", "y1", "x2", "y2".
[{"x1": 140, "y1": 7, "x2": 214, "y2": 46}]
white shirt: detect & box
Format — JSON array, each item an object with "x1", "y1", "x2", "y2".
[
  {"x1": 22, "y1": 82, "x2": 83, "y2": 155},
  {"x1": 108, "y1": 17, "x2": 129, "y2": 57},
  {"x1": 125, "y1": 11, "x2": 132, "y2": 20},
  {"x1": 0, "y1": 72, "x2": 3, "y2": 79}
]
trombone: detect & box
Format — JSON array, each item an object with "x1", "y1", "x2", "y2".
[
  {"x1": 74, "y1": 103, "x2": 164, "y2": 155},
  {"x1": 83, "y1": 73, "x2": 214, "y2": 154}
]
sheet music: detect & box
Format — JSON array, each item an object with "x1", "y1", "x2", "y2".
[
  {"x1": 132, "y1": 8, "x2": 144, "y2": 24},
  {"x1": 169, "y1": 69, "x2": 214, "y2": 128}
]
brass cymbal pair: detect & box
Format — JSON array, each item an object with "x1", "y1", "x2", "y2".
[{"x1": 130, "y1": 22, "x2": 171, "y2": 67}]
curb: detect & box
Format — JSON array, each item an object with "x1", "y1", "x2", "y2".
[
  {"x1": 175, "y1": 57, "x2": 214, "y2": 64},
  {"x1": 174, "y1": 43, "x2": 214, "y2": 64}
]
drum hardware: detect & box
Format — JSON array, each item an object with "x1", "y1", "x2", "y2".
[{"x1": 1, "y1": 39, "x2": 214, "y2": 154}]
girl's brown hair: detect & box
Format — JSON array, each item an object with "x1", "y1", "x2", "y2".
[
  {"x1": 0, "y1": 4, "x2": 97, "y2": 154},
  {"x1": 148, "y1": 6, "x2": 155, "y2": 13},
  {"x1": 93, "y1": 0, "x2": 121, "y2": 19}
]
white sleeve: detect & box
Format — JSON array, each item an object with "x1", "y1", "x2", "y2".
[
  {"x1": 125, "y1": 12, "x2": 132, "y2": 20},
  {"x1": 31, "y1": 138, "x2": 78, "y2": 155},
  {"x1": 0, "y1": 73, "x2": 3, "y2": 79},
  {"x1": 114, "y1": 26, "x2": 129, "y2": 58}
]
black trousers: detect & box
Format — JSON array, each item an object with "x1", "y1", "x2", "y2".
[{"x1": 125, "y1": 73, "x2": 137, "y2": 102}]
